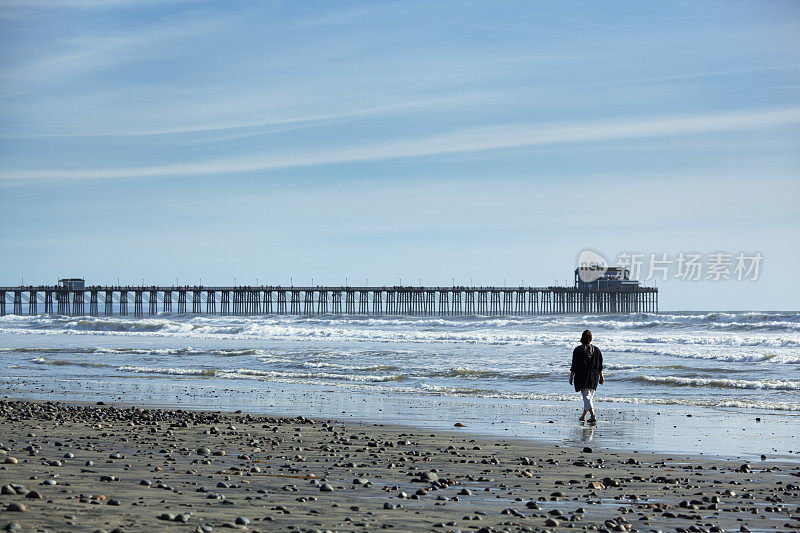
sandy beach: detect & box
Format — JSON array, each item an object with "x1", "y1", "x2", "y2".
[{"x1": 0, "y1": 400, "x2": 798, "y2": 533}]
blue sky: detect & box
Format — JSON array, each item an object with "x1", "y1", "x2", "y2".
[{"x1": 1, "y1": 0, "x2": 798, "y2": 310}]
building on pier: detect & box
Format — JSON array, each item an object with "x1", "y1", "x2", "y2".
[
  {"x1": 574, "y1": 266, "x2": 638, "y2": 290},
  {"x1": 58, "y1": 278, "x2": 85, "y2": 291}
]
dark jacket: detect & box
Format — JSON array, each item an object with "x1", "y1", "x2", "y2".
[{"x1": 571, "y1": 343, "x2": 603, "y2": 392}]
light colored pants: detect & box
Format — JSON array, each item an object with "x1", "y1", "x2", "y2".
[{"x1": 581, "y1": 388, "x2": 595, "y2": 411}]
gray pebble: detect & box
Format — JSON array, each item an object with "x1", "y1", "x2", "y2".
[{"x1": 421, "y1": 471, "x2": 438, "y2": 482}]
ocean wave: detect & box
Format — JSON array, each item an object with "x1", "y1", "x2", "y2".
[
  {"x1": 116, "y1": 365, "x2": 217, "y2": 377},
  {"x1": 31, "y1": 356, "x2": 111, "y2": 368},
  {"x1": 513, "y1": 393, "x2": 800, "y2": 412},
  {"x1": 425, "y1": 368, "x2": 552, "y2": 380},
  {"x1": 300, "y1": 361, "x2": 400, "y2": 372},
  {"x1": 2, "y1": 314, "x2": 798, "y2": 354},
  {"x1": 3, "y1": 346, "x2": 262, "y2": 358},
  {"x1": 410, "y1": 387, "x2": 800, "y2": 411},
  {"x1": 631, "y1": 375, "x2": 800, "y2": 390},
  {"x1": 226, "y1": 368, "x2": 403, "y2": 382},
  {"x1": 602, "y1": 343, "x2": 800, "y2": 364},
  {"x1": 417, "y1": 382, "x2": 500, "y2": 396},
  {"x1": 114, "y1": 365, "x2": 404, "y2": 383},
  {"x1": 1, "y1": 310, "x2": 799, "y2": 328},
  {"x1": 585, "y1": 312, "x2": 800, "y2": 332},
  {"x1": 602, "y1": 363, "x2": 700, "y2": 371},
  {"x1": 636, "y1": 335, "x2": 800, "y2": 348},
  {"x1": 0, "y1": 319, "x2": 575, "y2": 348}
]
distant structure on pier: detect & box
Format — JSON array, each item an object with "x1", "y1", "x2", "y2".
[
  {"x1": 574, "y1": 266, "x2": 637, "y2": 290},
  {"x1": 0, "y1": 272, "x2": 657, "y2": 317},
  {"x1": 58, "y1": 278, "x2": 85, "y2": 291}
]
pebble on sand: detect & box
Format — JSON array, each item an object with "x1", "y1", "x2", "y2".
[{"x1": 421, "y1": 471, "x2": 438, "y2": 482}]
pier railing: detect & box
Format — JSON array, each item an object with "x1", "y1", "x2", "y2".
[{"x1": 0, "y1": 285, "x2": 657, "y2": 317}]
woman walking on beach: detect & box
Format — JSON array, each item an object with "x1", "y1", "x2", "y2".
[{"x1": 569, "y1": 329, "x2": 604, "y2": 423}]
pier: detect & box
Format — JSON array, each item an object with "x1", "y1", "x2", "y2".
[{"x1": 0, "y1": 284, "x2": 657, "y2": 317}]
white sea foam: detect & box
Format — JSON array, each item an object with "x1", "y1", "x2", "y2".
[
  {"x1": 2, "y1": 314, "x2": 798, "y2": 355},
  {"x1": 116, "y1": 365, "x2": 217, "y2": 377},
  {"x1": 114, "y1": 365, "x2": 403, "y2": 383},
  {"x1": 512, "y1": 393, "x2": 800, "y2": 412},
  {"x1": 632, "y1": 375, "x2": 800, "y2": 390},
  {"x1": 411, "y1": 386, "x2": 800, "y2": 411}
]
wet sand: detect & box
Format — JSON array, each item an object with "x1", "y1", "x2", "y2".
[{"x1": 0, "y1": 400, "x2": 798, "y2": 532}]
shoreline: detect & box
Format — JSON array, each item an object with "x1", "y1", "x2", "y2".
[
  {"x1": 1, "y1": 399, "x2": 799, "y2": 532},
  {"x1": 3, "y1": 375, "x2": 799, "y2": 464}
]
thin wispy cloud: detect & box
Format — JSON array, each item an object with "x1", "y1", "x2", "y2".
[
  {"x1": 2, "y1": 62, "x2": 791, "y2": 139},
  {"x1": 1, "y1": 19, "x2": 221, "y2": 83},
  {"x1": 1, "y1": 0, "x2": 193, "y2": 10},
  {"x1": 3, "y1": 108, "x2": 798, "y2": 181},
  {"x1": 0, "y1": 92, "x2": 496, "y2": 139}
]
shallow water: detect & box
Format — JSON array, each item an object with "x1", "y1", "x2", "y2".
[{"x1": 1, "y1": 311, "x2": 798, "y2": 459}]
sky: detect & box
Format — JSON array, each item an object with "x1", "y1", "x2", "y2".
[{"x1": 1, "y1": 0, "x2": 798, "y2": 311}]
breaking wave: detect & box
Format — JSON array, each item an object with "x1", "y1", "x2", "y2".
[
  {"x1": 31, "y1": 356, "x2": 111, "y2": 368},
  {"x1": 631, "y1": 375, "x2": 800, "y2": 390},
  {"x1": 114, "y1": 365, "x2": 404, "y2": 383}
]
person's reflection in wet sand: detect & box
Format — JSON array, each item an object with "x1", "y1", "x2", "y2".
[{"x1": 581, "y1": 423, "x2": 595, "y2": 443}]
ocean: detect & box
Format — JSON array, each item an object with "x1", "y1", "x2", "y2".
[{"x1": 2, "y1": 311, "x2": 798, "y2": 460}]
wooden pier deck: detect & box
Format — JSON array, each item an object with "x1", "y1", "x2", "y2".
[{"x1": 0, "y1": 285, "x2": 657, "y2": 317}]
